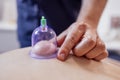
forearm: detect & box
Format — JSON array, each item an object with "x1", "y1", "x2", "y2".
[{"x1": 77, "y1": 0, "x2": 107, "y2": 28}]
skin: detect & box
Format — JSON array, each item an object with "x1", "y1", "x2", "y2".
[
  {"x1": 57, "y1": 0, "x2": 108, "y2": 61},
  {"x1": 32, "y1": 41, "x2": 57, "y2": 56}
]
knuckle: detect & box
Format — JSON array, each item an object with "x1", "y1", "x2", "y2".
[
  {"x1": 86, "y1": 37, "x2": 96, "y2": 47},
  {"x1": 73, "y1": 22, "x2": 86, "y2": 31},
  {"x1": 61, "y1": 46, "x2": 70, "y2": 54},
  {"x1": 73, "y1": 47, "x2": 86, "y2": 57},
  {"x1": 97, "y1": 41, "x2": 106, "y2": 51},
  {"x1": 78, "y1": 24, "x2": 85, "y2": 29},
  {"x1": 77, "y1": 23, "x2": 86, "y2": 31},
  {"x1": 96, "y1": 51, "x2": 108, "y2": 60},
  {"x1": 68, "y1": 35, "x2": 76, "y2": 45},
  {"x1": 103, "y1": 51, "x2": 109, "y2": 58},
  {"x1": 73, "y1": 47, "x2": 81, "y2": 56}
]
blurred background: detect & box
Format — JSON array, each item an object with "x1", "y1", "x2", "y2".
[
  {"x1": 0, "y1": 0, "x2": 19, "y2": 53},
  {"x1": 0, "y1": 0, "x2": 120, "y2": 60}
]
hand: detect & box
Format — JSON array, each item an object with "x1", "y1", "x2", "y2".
[{"x1": 57, "y1": 22, "x2": 108, "y2": 61}]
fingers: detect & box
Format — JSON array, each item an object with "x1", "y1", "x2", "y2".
[
  {"x1": 57, "y1": 23, "x2": 86, "y2": 61},
  {"x1": 57, "y1": 29, "x2": 67, "y2": 47},
  {"x1": 57, "y1": 26, "x2": 72, "y2": 47},
  {"x1": 57, "y1": 22, "x2": 108, "y2": 61},
  {"x1": 85, "y1": 38, "x2": 108, "y2": 61},
  {"x1": 73, "y1": 30, "x2": 97, "y2": 57},
  {"x1": 85, "y1": 38, "x2": 106, "y2": 58},
  {"x1": 73, "y1": 33, "x2": 108, "y2": 61},
  {"x1": 94, "y1": 50, "x2": 108, "y2": 61}
]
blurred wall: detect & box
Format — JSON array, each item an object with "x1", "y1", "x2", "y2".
[
  {"x1": 0, "y1": 30, "x2": 19, "y2": 53},
  {"x1": 0, "y1": 0, "x2": 19, "y2": 53},
  {"x1": 98, "y1": 0, "x2": 120, "y2": 40},
  {"x1": 98, "y1": 0, "x2": 120, "y2": 50}
]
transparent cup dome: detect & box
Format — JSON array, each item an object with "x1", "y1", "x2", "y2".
[{"x1": 30, "y1": 16, "x2": 57, "y2": 59}]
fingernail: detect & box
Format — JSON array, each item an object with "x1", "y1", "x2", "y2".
[{"x1": 58, "y1": 53, "x2": 66, "y2": 61}]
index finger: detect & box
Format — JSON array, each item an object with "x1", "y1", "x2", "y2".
[{"x1": 57, "y1": 23, "x2": 86, "y2": 61}]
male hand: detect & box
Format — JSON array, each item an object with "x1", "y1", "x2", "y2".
[{"x1": 57, "y1": 22, "x2": 108, "y2": 61}]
